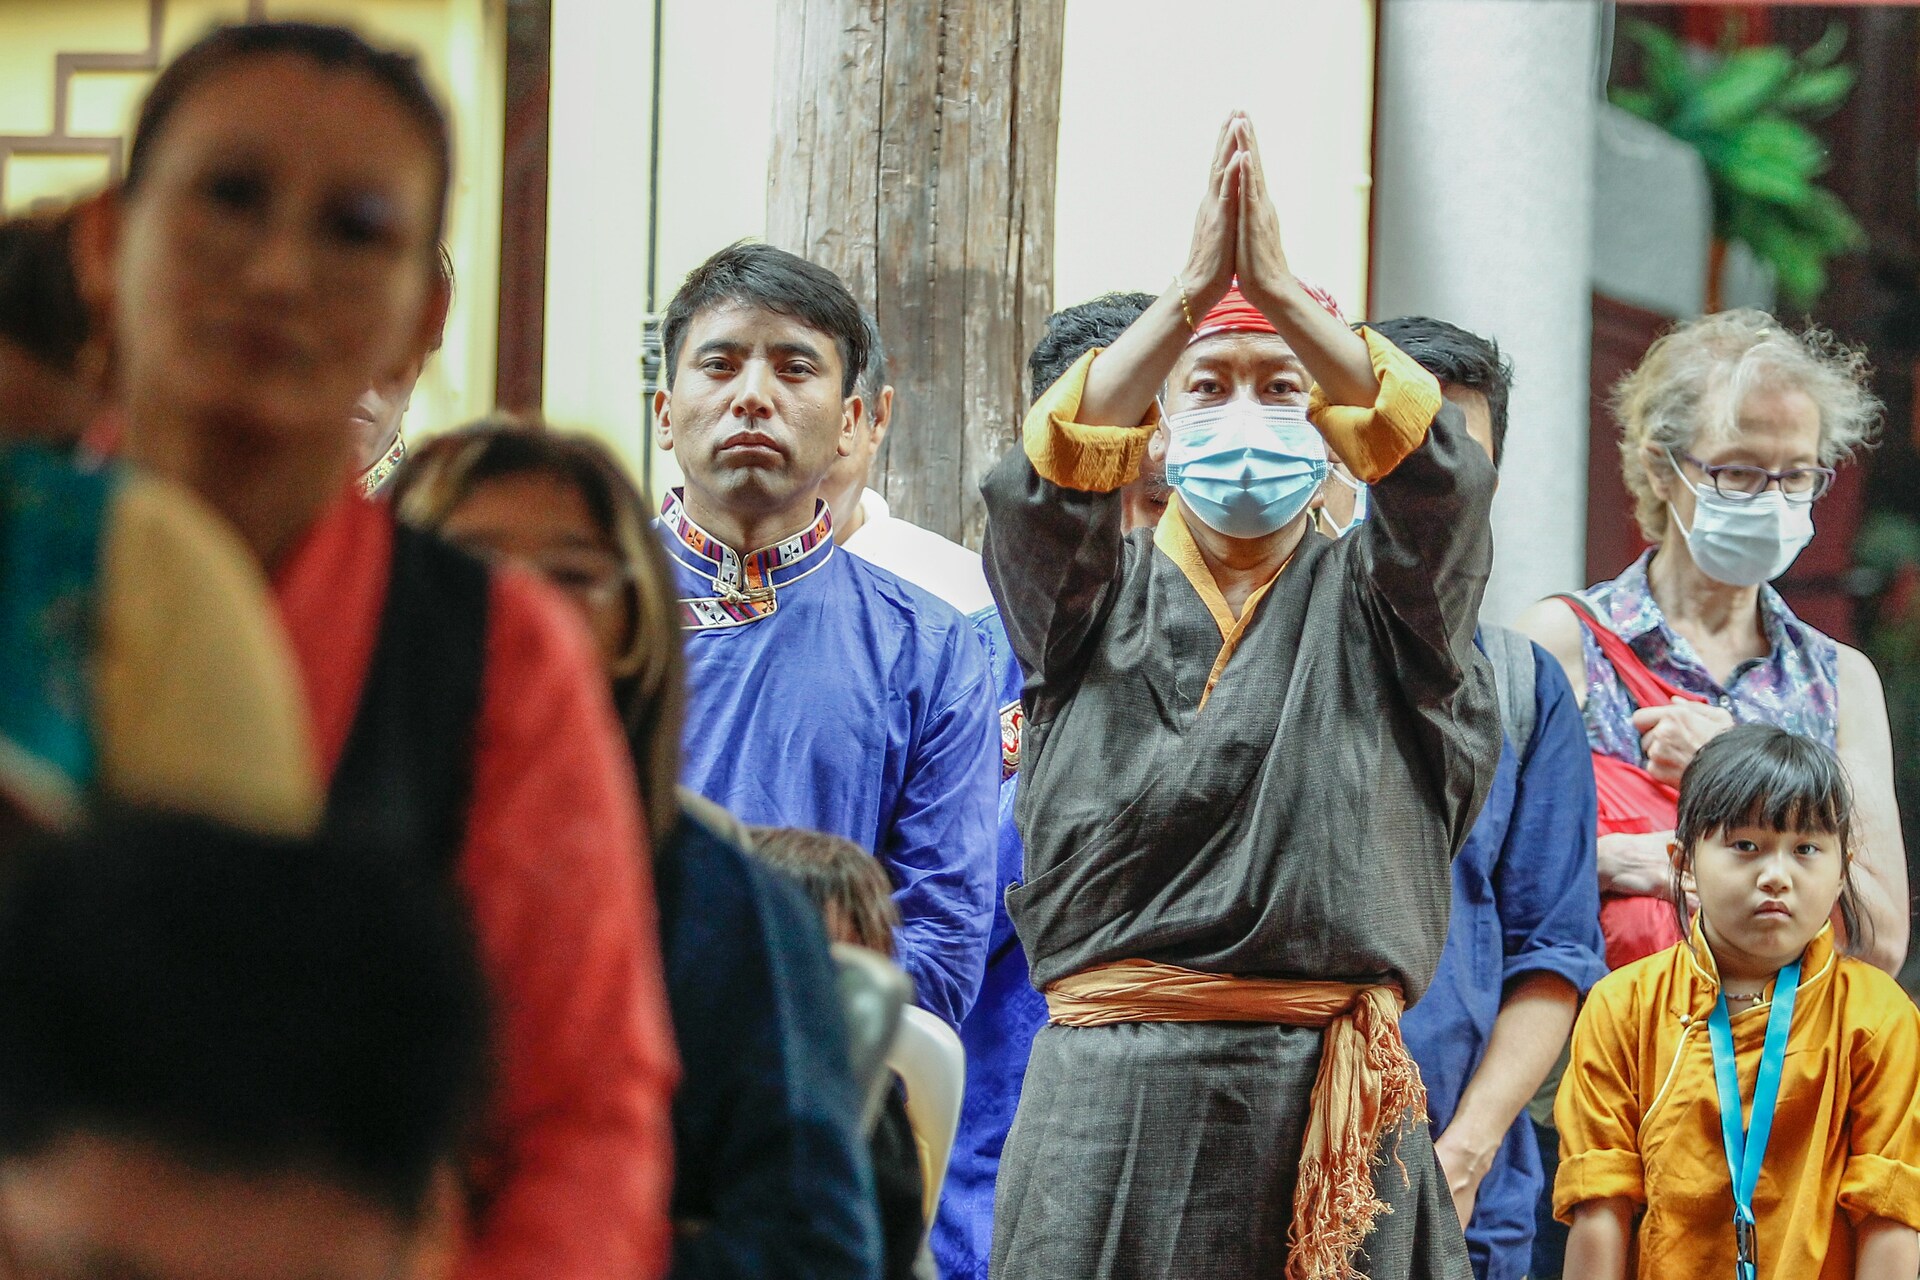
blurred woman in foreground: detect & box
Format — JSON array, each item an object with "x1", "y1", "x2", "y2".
[{"x1": 396, "y1": 420, "x2": 883, "y2": 1280}]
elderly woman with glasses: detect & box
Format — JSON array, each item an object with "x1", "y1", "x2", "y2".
[{"x1": 1519, "y1": 309, "x2": 1907, "y2": 972}]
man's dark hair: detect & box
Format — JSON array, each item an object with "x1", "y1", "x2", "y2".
[
  {"x1": 1028, "y1": 292, "x2": 1156, "y2": 404},
  {"x1": 0, "y1": 814, "x2": 490, "y2": 1221},
  {"x1": 1370, "y1": 316, "x2": 1513, "y2": 464},
  {"x1": 1672, "y1": 723, "x2": 1867, "y2": 952},
  {"x1": 126, "y1": 22, "x2": 453, "y2": 245},
  {"x1": 856, "y1": 307, "x2": 888, "y2": 404},
  {"x1": 0, "y1": 213, "x2": 87, "y2": 373},
  {"x1": 662, "y1": 241, "x2": 869, "y2": 398}
]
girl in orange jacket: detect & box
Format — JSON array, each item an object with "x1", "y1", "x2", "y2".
[{"x1": 1556, "y1": 723, "x2": 1920, "y2": 1280}]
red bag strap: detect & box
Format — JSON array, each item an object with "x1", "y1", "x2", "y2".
[{"x1": 1552, "y1": 592, "x2": 1704, "y2": 712}]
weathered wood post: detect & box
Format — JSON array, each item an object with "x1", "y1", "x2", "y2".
[{"x1": 767, "y1": 0, "x2": 1066, "y2": 549}]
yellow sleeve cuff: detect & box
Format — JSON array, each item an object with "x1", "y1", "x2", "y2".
[
  {"x1": 1551, "y1": 1150, "x2": 1645, "y2": 1222},
  {"x1": 1307, "y1": 326, "x2": 1443, "y2": 484},
  {"x1": 1840, "y1": 1155, "x2": 1920, "y2": 1229},
  {"x1": 1023, "y1": 348, "x2": 1157, "y2": 492}
]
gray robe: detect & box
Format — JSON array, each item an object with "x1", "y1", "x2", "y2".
[{"x1": 980, "y1": 396, "x2": 1501, "y2": 1280}]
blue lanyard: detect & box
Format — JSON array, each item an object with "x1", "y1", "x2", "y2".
[{"x1": 1706, "y1": 958, "x2": 1799, "y2": 1280}]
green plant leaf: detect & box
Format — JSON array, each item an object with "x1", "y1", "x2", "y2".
[
  {"x1": 1783, "y1": 187, "x2": 1867, "y2": 253},
  {"x1": 1685, "y1": 47, "x2": 1794, "y2": 132},
  {"x1": 1774, "y1": 64, "x2": 1855, "y2": 119},
  {"x1": 1718, "y1": 116, "x2": 1827, "y2": 190},
  {"x1": 1610, "y1": 86, "x2": 1660, "y2": 123},
  {"x1": 1624, "y1": 19, "x2": 1696, "y2": 114},
  {"x1": 1799, "y1": 21, "x2": 1848, "y2": 71}
]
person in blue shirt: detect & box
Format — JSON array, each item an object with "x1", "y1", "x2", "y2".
[
  {"x1": 1371, "y1": 317, "x2": 1608, "y2": 1280},
  {"x1": 651, "y1": 241, "x2": 998, "y2": 1028},
  {"x1": 931, "y1": 293, "x2": 1158, "y2": 1280}
]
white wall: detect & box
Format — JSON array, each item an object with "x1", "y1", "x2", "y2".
[
  {"x1": 547, "y1": 0, "x2": 1375, "y2": 495},
  {"x1": 1052, "y1": 0, "x2": 1376, "y2": 316},
  {"x1": 1371, "y1": 0, "x2": 1602, "y2": 625},
  {"x1": 544, "y1": 0, "x2": 657, "y2": 470}
]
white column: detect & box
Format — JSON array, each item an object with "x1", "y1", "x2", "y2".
[
  {"x1": 543, "y1": 0, "x2": 657, "y2": 472},
  {"x1": 1371, "y1": 0, "x2": 1601, "y2": 624}
]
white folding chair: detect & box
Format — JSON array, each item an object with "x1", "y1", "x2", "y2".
[{"x1": 884, "y1": 1004, "x2": 966, "y2": 1236}]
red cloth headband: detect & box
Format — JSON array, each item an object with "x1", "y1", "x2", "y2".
[{"x1": 1193, "y1": 280, "x2": 1346, "y2": 341}]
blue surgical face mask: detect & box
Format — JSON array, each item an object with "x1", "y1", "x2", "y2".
[{"x1": 1162, "y1": 397, "x2": 1328, "y2": 539}]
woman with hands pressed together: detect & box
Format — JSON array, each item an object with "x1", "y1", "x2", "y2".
[{"x1": 981, "y1": 112, "x2": 1498, "y2": 1280}]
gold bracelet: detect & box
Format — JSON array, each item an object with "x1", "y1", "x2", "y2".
[{"x1": 1175, "y1": 277, "x2": 1196, "y2": 331}]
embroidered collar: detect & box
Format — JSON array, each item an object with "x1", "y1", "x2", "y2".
[
  {"x1": 359, "y1": 434, "x2": 407, "y2": 498},
  {"x1": 660, "y1": 489, "x2": 836, "y2": 629}
]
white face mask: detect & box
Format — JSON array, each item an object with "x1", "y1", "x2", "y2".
[
  {"x1": 1668, "y1": 456, "x2": 1815, "y2": 587},
  {"x1": 1314, "y1": 468, "x2": 1369, "y2": 539}
]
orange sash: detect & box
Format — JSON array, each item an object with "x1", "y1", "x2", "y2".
[{"x1": 1045, "y1": 960, "x2": 1425, "y2": 1280}]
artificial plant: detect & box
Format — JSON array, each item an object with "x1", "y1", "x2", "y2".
[{"x1": 1611, "y1": 19, "x2": 1865, "y2": 308}]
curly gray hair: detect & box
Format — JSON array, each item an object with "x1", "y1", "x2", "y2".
[{"x1": 1613, "y1": 309, "x2": 1881, "y2": 542}]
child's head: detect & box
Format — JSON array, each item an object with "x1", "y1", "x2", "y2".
[
  {"x1": 747, "y1": 826, "x2": 899, "y2": 956},
  {"x1": 1673, "y1": 723, "x2": 1863, "y2": 970}
]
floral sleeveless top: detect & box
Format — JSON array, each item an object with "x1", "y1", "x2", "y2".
[{"x1": 1576, "y1": 549, "x2": 1840, "y2": 768}]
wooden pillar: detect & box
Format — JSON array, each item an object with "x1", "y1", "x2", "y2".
[{"x1": 766, "y1": 0, "x2": 1065, "y2": 549}]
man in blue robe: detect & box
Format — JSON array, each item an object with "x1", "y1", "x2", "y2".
[
  {"x1": 1371, "y1": 317, "x2": 1607, "y2": 1280},
  {"x1": 652, "y1": 241, "x2": 998, "y2": 1027}
]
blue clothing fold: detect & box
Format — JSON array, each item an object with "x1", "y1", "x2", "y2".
[
  {"x1": 656, "y1": 810, "x2": 882, "y2": 1280},
  {"x1": 1401, "y1": 632, "x2": 1607, "y2": 1280},
  {"x1": 663, "y1": 501, "x2": 999, "y2": 1027},
  {"x1": 933, "y1": 608, "x2": 1046, "y2": 1280}
]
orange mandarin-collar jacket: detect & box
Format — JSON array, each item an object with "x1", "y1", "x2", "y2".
[{"x1": 1556, "y1": 921, "x2": 1920, "y2": 1280}]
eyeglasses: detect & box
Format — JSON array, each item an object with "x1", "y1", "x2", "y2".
[{"x1": 1668, "y1": 449, "x2": 1835, "y2": 504}]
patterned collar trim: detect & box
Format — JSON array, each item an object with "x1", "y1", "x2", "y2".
[
  {"x1": 660, "y1": 488, "x2": 836, "y2": 629},
  {"x1": 359, "y1": 434, "x2": 407, "y2": 498}
]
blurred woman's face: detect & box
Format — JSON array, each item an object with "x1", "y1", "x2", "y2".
[
  {"x1": 437, "y1": 471, "x2": 634, "y2": 671},
  {"x1": 104, "y1": 55, "x2": 443, "y2": 463}
]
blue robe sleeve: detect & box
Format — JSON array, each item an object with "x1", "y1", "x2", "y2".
[
  {"x1": 1491, "y1": 646, "x2": 1608, "y2": 997},
  {"x1": 883, "y1": 622, "x2": 999, "y2": 1028}
]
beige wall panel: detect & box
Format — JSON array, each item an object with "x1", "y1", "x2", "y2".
[
  {"x1": 4, "y1": 153, "x2": 111, "y2": 215},
  {"x1": 1051, "y1": 0, "x2": 1375, "y2": 318},
  {"x1": 0, "y1": 0, "x2": 505, "y2": 434}
]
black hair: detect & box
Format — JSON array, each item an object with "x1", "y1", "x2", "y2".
[
  {"x1": 1028, "y1": 292, "x2": 1157, "y2": 404},
  {"x1": 662, "y1": 241, "x2": 868, "y2": 398},
  {"x1": 0, "y1": 213, "x2": 87, "y2": 373},
  {"x1": 125, "y1": 22, "x2": 453, "y2": 245},
  {"x1": 856, "y1": 307, "x2": 888, "y2": 404},
  {"x1": 746, "y1": 825, "x2": 899, "y2": 956},
  {"x1": 0, "y1": 813, "x2": 490, "y2": 1222},
  {"x1": 1672, "y1": 723, "x2": 1867, "y2": 952},
  {"x1": 1370, "y1": 316, "x2": 1513, "y2": 465}
]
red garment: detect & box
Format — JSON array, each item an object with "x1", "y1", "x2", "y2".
[
  {"x1": 1560, "y1": 595, "x2": 1707, "y2": 970},
  {"x1": 1193, "y1": 280, "x2": 1346, "y2": 340},
  {"x1": 274, "y1": 494, "x2": 678, "y2": 1280}
]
